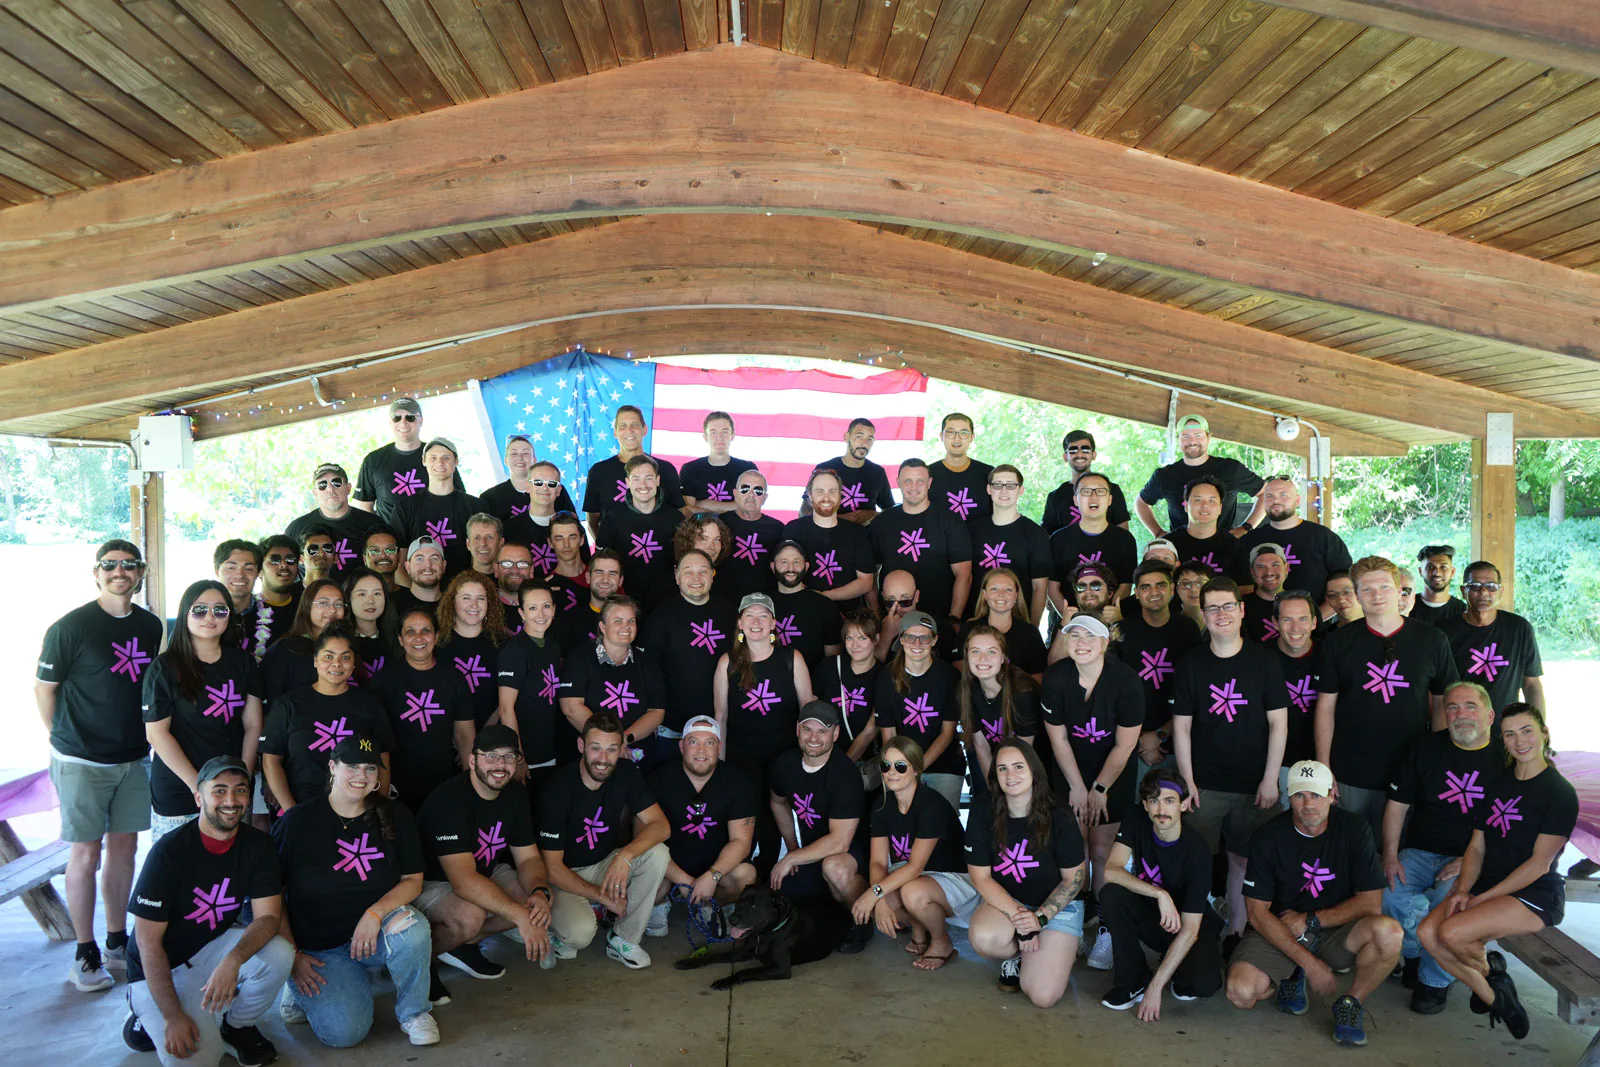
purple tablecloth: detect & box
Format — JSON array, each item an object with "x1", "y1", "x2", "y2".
[{"x1": 0, "y1": 769, "x2": 57, "y2": 821}]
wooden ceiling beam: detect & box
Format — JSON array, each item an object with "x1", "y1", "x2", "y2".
[
  {"x1": 3, "y1": 45, "x2": 1598, "y2": 364},
  {"x1": 0, "y1": 214, "x2": 1589, "y2": 438},
  {"x1": 63, "y1": 309, "x2": 1411, "y2": 456},
  {"x1": 1265, "y1": 2, "x2": 1600, "y2": 81}
]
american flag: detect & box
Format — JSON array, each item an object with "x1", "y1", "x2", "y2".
[{"x1": 472, "y1": 351, "x2": 928, "y2": 521}]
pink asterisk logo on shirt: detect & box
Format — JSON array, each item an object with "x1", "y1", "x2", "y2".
[
  {"x1": 812, "y1": 550, "x2": 841, "y2": 584},
  {"x1": 202, "y1": 680, "x2": 244, "y2": 723},
  {"x1": 185, "y1": 878, "x2": 239, "y2": 930},
  {"x1": 1486, "y1": 796, "x2": 1523, "y2": 837},
  {"x1": 840, "y1": 484, "x2": 867, "y2": 510},
  {"x1": 733, "y1": 534, "x2": 767, "y2": 564},
  {"x1": 774, "y1": 615, "x2": 801, "y2": 646},
  {"x1": 612, "y1": 479, "x2": 628, "y2": 503},
  {"x1": 1438, "y1": 770, "x2": 1485, "y2": 814},
  {"x1": 742, "y1": 680, "x2": 780, "y2": 716},
  {"x1": 402, "y1": 690, "x2": 443, "y2": 731},
  {"x1": 834, "y1": 686, "x2": 867, "y2": 718},
  {"x1": 310, "y1": 717, "x2": 353, "y2": 752},
  {"x1": 1077, "y1": 550, "x2": 1103, "y2": 566},
  {"x1": 891, "y1": 835, "x2": 912, "y2": 862},
  {"x1": 1301, "y1": 859, "x2": 1335, "y2": 898},
  {"x1": 994, "y1": 841, "x2": 1039, "y2": 882},
  {"x1": 580, "y1": 806, "x2": 609, "y2": 851},
  {"x1": 332, "y1": 538, "x2": 357, "y2": 568},
  {"x1": 1363, "y1": 661, "x2": 1411, "y2": 703},
  {"x1": 1286, "y1": 676, "x2": 1315, "y2": 713},
  {"x1": 475, "y1": 821, "x2": 506, "y2": 865},
  {"x1": 425, "y1": 518, "x2": 456, "y2": 545},
  {"x1": 1197, "y1": 552, "x2": 1219, "y2": 573},
  {"x1": 455, "y1": 654, "x2": 490, "y2": 693},
  {"x1": 1138, "y1": 858, "x2": 1163, "y2": 886},
  {"x1": 333, "y1": 833, "x2": 386, "y2": 881},
  {"x1": 947, "y1": 488, "x2": 977, "y2": 520},
  {"x1": 110, "y1": 637, "x2": 151, "y2": 681},
  {"x1": 690, "y1": 619, "x2": 725, "y2": 654},
  {"x1": 392, "y1": 470, "x2": 423, "y2": 496},
  {"x1": 629, "y1": 530, "x2": 662, "y2": 562},
  {"x1": 902, "y1": 693, "x2": 937, "y2": 730},
  {"x1": 794, "y1": 793, "x2": 820, "y2": 828},
  {"x1": 530, "y1": 543, "x2": 557, "y2": 574},
  {"x1": 1281, "y1": 546, "x2": 1302, "y2": 567},
  {"x1": 706, "y1": 480, "x2": 731, "y2": 502},
  {"x1": 510, "y1": 503, "x2": 530, "y2": 519},
  {"x1": 898, "y1": 528, "x2": 930, "y2": 561},
  {"x1": 681, "y1": 803, "x2": 717, "y2": 839},
  {"x1": 1138, "y1": 648, "x2": 1174, "y2": 689},
  {"x1": 538, "y1": 665, "x2": 561, "y2": 701},
  {"x1": 979, "y1": 542, "x2": 1011, "y2": 570},
  {"x1": 1261, "y1": 617, "x2": 1279, "y2": 641},
  {"x1": 1468, "y1": 643, "x2": 1510, "y2": 682},
  {"x1": 1207, "y1": 679, "x2": 1248, "y2": 722},
  {"x1": 601, "y1": 680, "x2": 639, "y2": 716},
  {"x1": 981, "y1": 717, "x2": 1005, "y2": 743},
  {"x1": 1072, "y1": 717, "x2": 1110, "y2": 743}
]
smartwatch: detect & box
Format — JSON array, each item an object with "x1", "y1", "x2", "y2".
[
  {"x1": 710, "y1": 869, "x2": 724, "y2": 883},
  {"x1": 531, "y1": 886, "x2": 552, "y2": 901},
  {"x1": 1092, "y1": 782, "x2": 1108, "y2": 795}
]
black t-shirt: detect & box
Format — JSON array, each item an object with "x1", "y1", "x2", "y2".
[
  {"x1": 538, "y1": 759, "x2": 657, "y2": 868},
  {"x1": 1040, "y1": 658, "x2": 1145, "y2": 785},
  {"x1": 1439, "y1": 611, "x2": 1543, "y2": 716},
  {"x1": 928, "y1": 458, "x2": 995, "y2": 524},
  {"x1": 561, "y1": 647, "x2": 665, "y2": 735},
  {"x1": 961, "y1": 616, "x2": 1047, "y2": 677},
  {"x1": 141, "y1": 648, "x2": 266, "y2": 816},
  {"x1": 1274, "y1": 643, "x2": 1320, "y2": 766},
  {"x1": 781, "y1": 516, "x2": 874, "y2": 597},
  {"x1": 260, "y1": 636, "x2": 317, "y2": 703},
  {"x1": 967, "y1": 514, "x2": 1052, "y2": 611},
  {"x1": 596, "y1": 503, "x2": 682, "y2": 612},
  {"x1": 234, "y1": 593, "x2": 299, "y2": 663},
  {"x1": 680, "y1": 456, "x2": 760, "y2": 506},
  {"x1": 874, "y1": 659, "x2": 964, "y2": 775},
  {"x1": 870, "y1": 784, "x2": 965, "y2": 873},
  {"x1": 1139, "y1": 456, "x2": 1265, "y2": 531},
  {"x1": 284, "y1": 507, "x2": 383, "y2": 579},
  {"x1": 1244, "y1": 807, "x2": 1384, "y2": 916},
  {"x1": 128, "y1": 822, "x2": 282, "y2": 980},
  {"x1": 546, "y1": 573, "x2": 588, "y2": 619},
  {"x1": 38, "y1": 600, "x2": 165, "y2": 764},
  {"x1": 478, "y1": 479, "x2": 577, "y2": 547},
  {"x1": 767, "y1": 748, "x2": 864, "y2": 850},
  {"x1": 367, "y1": 660, "x2": 475, "y2": 807},
  {"x1": 419, "y1": 772, "x2": 536, "y2": 881},
  {"x1": 965, "y1": 798, "x2": 1085, "y2": 909},
  {"x1": 647, "y1": 762, "x2": 759, "y2": 876},
  {"x1": 812, "y1": 655, "x2": 883, "y2": 744},
  {"x1": 772, "y1": 587, "x2": 842, "y2": 672},
  {"x1": 392, "y1": 490, "x2": 484, "y2": 578},
  {"x1": 640, "y1": 594, "x2": 738, "y2": 733},
  {"x1": 495, "y1": 633, "x2": 568, "y2": 768},
  {"x1": 1314, "y1": 620, "x2": 1458, "y2": 790},
  {"x1": 272, "y1": 797, "x2": 425, "y2": 951},
  {"x1": 1475, "y1": 763, "x2": 1579, "y2": 891},
  {"x1": 724, "y1": 650, "x2": 805, "y2": 763},
  {"x1": 1389, "y1": 731, "x2": 1505, "y2": 858},
  {"x1": 580, "y1": 455, "x2": 684, "y2": 518},
  {"x1": 1411, "y1": 595, "x2": 1466, "y2": 627},
  {"x1": 1114, "y1": 611, "x2": 1202, "y2": 732},
  {"x1": 353, "y1": 443, "x2": 466, "y2": 527},
  {"x1": 1116, "y1": 806, "x2": 1214, "y2": 915},
  {"x1": 1240, "y1": 521, "x2": 1352, "y2": 604},
  {"x1": 1165, "y1": 527, "x2": 1249, "y2": 585},
  {"x1": 1042, "y1": 475, "x2": 1131, "y2": 533},
  {"x1": 1049, "y1": 523, "x2": 1139, "y2": 593},
  {"x1": 1170, "y1": 642, "x2": 1288, "y2": 794},
  {"x1": 721, "y1": 513, "x2": 786, "y2": 600},
  {"x1": 1241, "y1": 594, "x2": 1281, "y2": 644},
  {"x1": 868, "y1": 506, "x2": 973, "y2": 620},
  {"x1": 964, "y1": 682, "x2": 1042, "y2": 801},
  {"x1": 437, "y1": 631, "x2": 501, "y2": 728},
  {"x1": 816, "y1": 456, "x2": 895, "y2": 514},
  {"x1": 259, "y1": 686, "x2": 394, "y2": 807},
  {"x1": 350, "y1": 632, "x2": 394, "y2": 687}
]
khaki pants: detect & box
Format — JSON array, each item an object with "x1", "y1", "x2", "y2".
[{"x1": 551, "y1": 843, "x2": 669, "y2": 948}]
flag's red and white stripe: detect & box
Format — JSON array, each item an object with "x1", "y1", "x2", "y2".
[{"x1": 649, "y1": 365, "x2": 928, "y2": 520}]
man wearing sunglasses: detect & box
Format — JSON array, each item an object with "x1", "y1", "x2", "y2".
[
  {"x1": 1137, "y1": 414, "x2": 1266, "y2": 539},
  {"x1": 353, "y1": 398, "x2": 464, "y2": 527},
  {"x1": 285, "y1": 463, "x2": 380, "y2": 579},
  {"x1": 298, "y1": 525, "x2": 338, "y2": 585},
  {"x1": 361, "y1": 526, "x2": 402, "y2": 591},
  {"x1": 480, "y1": 439, "x2": 577, "y2": 546},
  {"x1": 1437, "y1": 561, "x2": 1544, "y2": 719},
  {"x1": 256, "y1": 535, "x2": 304, "y2": 645},
  {"x1": 36, "y1": 540, "x2": 166, "y2": 991},
  {"x1": 680, "y1": 411, "x2": 759, "y2": 517},
  {"x1": 720, "y1": 469, "x2": 784, "y2": 601},
  {"x1": 1043, "y1": 430, "x2": 1131, "y2": 534},
  {"x1": 873, "y1": 569, "x2": 955, "y2": 661},
  {"x1": 1411, "y1": 544, "x2": 1467, "y2": 627}
]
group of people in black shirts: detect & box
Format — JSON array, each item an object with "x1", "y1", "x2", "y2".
[{"x1": 33, "y1": 397, "x2": 1577, "y2": 1065}]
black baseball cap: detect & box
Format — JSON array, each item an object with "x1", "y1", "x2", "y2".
[
  {"x1": 474, "y1": 724, "x2": 521, "y2": 754},
  {"x1": 331, "y1": 734, "x2": 381, "y2": 765},
  {"x1": 196, "y1": 755, "x2": 249, "y2": 785},
  {"x1": 798, "y1": 700, "x2": 840, "y2": 728}
]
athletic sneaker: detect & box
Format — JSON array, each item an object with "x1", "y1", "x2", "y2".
[
  {"x1": 428, "y1": 964, "x2": 452, "y2": 1007},
  {"x1": 1486, "y1": 963, "x2": 1530, "y2": 1039},
  {"x1": 122, "y1": 1012, "x2": 155, "y2": 1052},
  {"x1": 1331, "y1": 994, "x2": 1368, "y2": 1046},
  {"x1": 220, "y1": 1021, "x2": 279, "y2": 1066},
  {"x1": 548, "y1": 932, "x2": 577, "y2": 961},
  {"x1": 647, "y1": 902, "x2": 670, "y2": 938},
  {"x1": 605, "y1": 931, "x2": 652, "y2": 969},
  {"x1": 1170, "y1": 984, "x2": 1200, "y2": 1001},
  {"x1": 1473, "y1": 950, "x2": 1506, "y2": 1015},
  {"x1": 400, "y1": 1012, "x2": 441, "y2": 1046},
  {"x1": 279, "y1": 993, "x2": 307, "y2": 1025},
  {"x1": 997, "y1": 956, "x2": 1022, "y2": 992},
  {"x1": 1101, "y1": 985, "x2": 1146, "y2": 1010},
  {"x1": 839, "y1": 921, "x2": 873, "y2": 955},
  {"x1": 1086, "y1": 927, "x2": 1114, "y2": 971},
  {"x1": 67, "y1": 953, "x2": 114, "y2": 992},
  {"x1": 437, "y1": 941, "x2": 506, "y2": 980},
  {"x1": 102, "y1": 942, "x2": 127, "y2": 972},
  {"x1": 1277, "y1": 967, "x2": 1308, "y2": 1015},
  {"x1": 1411, "y1": 982, "x2": 1449, "y2": 1014}
]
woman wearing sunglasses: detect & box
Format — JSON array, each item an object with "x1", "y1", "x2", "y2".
[
  {"x1": 143, "y1": 580, "x2": 265, "y2": 840},
  {"x1": 851, "y1": 737, "x2": 965, "y2": 970}
]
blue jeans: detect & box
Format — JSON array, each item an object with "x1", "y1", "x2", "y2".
[
  {"x1": 296, "y1": 905, "x2": 433, "y2": 1047},
  {"x1": 1380, "y1": 849, "x2": 1458, "y2": 989}
]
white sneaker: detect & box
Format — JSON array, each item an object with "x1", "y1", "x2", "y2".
[
  {"x1": 102, "y1": 943, "x2": 127, "y2": 972},
  {"x1": 400, "y1": 1011, "x2": 440, "y2": 1046},
  {"x1": 67, "y1": 955, "x2": 114, "y2": 992},
  {"x1": 280, "y1": 994, "x2": 307, "y2": 1025},
  {"x1": 646, "y1": 902, "x2": 670, "y2": 938},
  {"x1": 1087, "y1": 927, "x2": 1114, "y2": 971},
  {"x1": 548, "y1": 932, "x2": 577, "y2": 961},
  {"x1": 605, "y1": 931, "x2": 652, "y2": 969}
]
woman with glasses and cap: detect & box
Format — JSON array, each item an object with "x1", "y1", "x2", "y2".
[
  {"x1": 714, "y1": 592, "x2": 816, "y2": 878},
  {"x1": 875, "y1": 609, "x2": 965, "y2": 811}
]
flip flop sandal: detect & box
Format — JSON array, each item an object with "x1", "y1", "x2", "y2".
[{"x1": 913, "y1": 951, "x2": 957, "y2": 971}]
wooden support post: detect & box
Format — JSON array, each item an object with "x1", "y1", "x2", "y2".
[
  {"x1": 142, "y1": 472, "x2": 165, "y2": 620},
  {"x1": 1470, "y1": 415, "x2": 1517, "y2": 610}
]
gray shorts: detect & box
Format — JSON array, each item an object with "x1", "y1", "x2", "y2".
[
  {"x1": 50, "y1": 757, "x2": 149, "y2": 841},
  {"x1": 926, "y1": 871, "x2": 981, "y2": 927},
  {"x1": 1231, "y1": 923, "x2": 1358, "y2": 980},
  {"x1": 1187, "y1": 788, "x2": 1276, "y2": 856},
  {"x1": 416, "y1": 863, "x2": 523, "y2": 915}
]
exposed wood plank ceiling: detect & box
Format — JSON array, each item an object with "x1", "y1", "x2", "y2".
[{"x1": 2, "y1": 0, "x2": 1599, "y2": 448}]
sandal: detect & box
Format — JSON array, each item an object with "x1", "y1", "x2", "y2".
[
  {"x1": 905, "y1": 937, "x2": 930, "y2": 956},
  {"x1": 913, "y1": 951, "x2": 956, "y2": 972}
]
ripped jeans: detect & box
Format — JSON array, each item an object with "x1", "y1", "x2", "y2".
[
  {"x1": 1380, "y1": 848, "x2": 1458, "y2": 989},
  {"x1": 290, "y1": 904, "x2": 433, "y2": 1047}
]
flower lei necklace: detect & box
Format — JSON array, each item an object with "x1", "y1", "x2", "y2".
[{"x1": 250, "y1": 596, "x2": 273, "y2": 662}]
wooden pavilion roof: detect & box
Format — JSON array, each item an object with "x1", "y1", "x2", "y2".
[{"x1": 2, "y1": 0, "x2": 1598, "y2": 456}]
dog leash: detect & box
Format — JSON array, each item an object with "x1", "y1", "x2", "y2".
[{"x1": 667, "y1": 883, "x2": 733, "y2": 951}]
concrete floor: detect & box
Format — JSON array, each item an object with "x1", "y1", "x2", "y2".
[{"x1": 2, "y1": 882, "x2": 1596, "y2": 1067}]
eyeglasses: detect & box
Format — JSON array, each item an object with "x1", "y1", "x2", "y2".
[
  {"x1": 884, "y1": 596, "x2": 915, "y2": 609},
  {"x1": 265, "y1": 553, "x2": 298, "y2": 566},
  {"x1": 477, "y1": 752, "x2": 521, "y2": 766},
  {"x1": 901, "y1": 633, "x2": 935, "y2": 646},
  {"x1": 1066, "y1": 445, "x2": 1094, "y2": 454},
  {"x1": 879, "y1": 760, "x2": 911, "y2": 774},
  {"x1": 315, "y1": 477, "x2": 346, "y2": 491},
  {"x1": 1075, "y1": 582, "x2": 1107, "y2": 592},
  {"x1": 1076, "y1": 487, "x2": 1110, "y2": 498},
  {"x1": 392, "y1": 413, "x2": 417, "y2": 423},
  {"x1": 529, "y1": 478, "x2": 560, "y2": 489},
  {"x1": 1202, "y1": 602, "x2": 1242, "y2": 616},
  {"x1": 1399, "y1": 587, "x2": 1415, "y2": 596},
  {"x1": 303, "y1": 544, "x2": 335, "y2": 556},
  {"x1": 1464, "y1": 581, "x2": 1501, "y2": 592},
  {"x1": 498, "y1": 560, "x2": 534, "y2": 571},
  {"x1": 989, "y1": 481, "x2": 1020, "y2": 491},
  {"x1": 366, "y1": 545, "x2": 399, "y2": 557},
  {"x1": 188, "y1": 604, "x2": 230, "y2": 618},
  {"x1": 738, "y1": 485, "x2": 767, "y2": 496},
  {"x1": 96, "y1": 559, "x2": 144, "y2": 572},
  {"x1": 943, "y1": 429, "x2": 973, "y2": 439},
  {"x1": 311, "y1": 598, "x2": 346, "y2": 610},
  {"x1": 1177, "y1": 579, "x2": 1206, "y2": 590}
]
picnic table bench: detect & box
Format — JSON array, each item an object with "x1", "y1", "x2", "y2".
[{"x1": 1500, "y1": 877, "x2": 1600, "y2": 1066}]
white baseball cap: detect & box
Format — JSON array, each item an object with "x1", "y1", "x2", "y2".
[{"x1": 1285, "y1": 760, "x2": 1335, "y2": 798}]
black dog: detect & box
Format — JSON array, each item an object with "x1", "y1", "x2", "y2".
[{"x1": 673, "y1": 887, "x2": 850, "y2": 989}]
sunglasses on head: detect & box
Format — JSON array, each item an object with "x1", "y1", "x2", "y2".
[
  {"x1": 392, "y1": 413, "x2": 417, "y2": 423},
  {"x1": 879, "y1": 759, "x2": 911, "y2": 774},
  {"x1": 97, "y1": 559, "x2": 143, "y2": 572},
  {"x1": 188, "y1": 604, "x2": 231, "y2": 618}
]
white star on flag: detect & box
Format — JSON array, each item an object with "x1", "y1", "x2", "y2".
[
  {"x1": 549, "y1": 396, "x2": 560, "y2": 407},
  {"x1": 610, "y1": 390, "x2": 621, "y2": 401},
  {"x1": 516, "y1": 421, "x2": 526, "y2": 430},
  {"x1": 565, "y1": 452, "x2": 575, "y2": 462},
  {"x1": 523, "y1": 404, "x2": 534, "y2": 414},
  {"x1": 598, "y1": 375, "x2": 609, "y2": 385},
  {"x1": 557, "y1": 378, "x2": 568, "y2": 389},
  {"x1": 505, "y1": 394, "x2": 517, "y2": 404},
  {"x1": 566, "y1": 405, "x2": 576, "y2": 416},
  {"x1": 532, "y1": 386, "x2": 543, "y2": 397},
  {"x1": 533, "y1": 432, "x2": 543, "y2": 442},
  {"x1": 541, "y1": 413, "x2": 552, "y2": 424},
  {"x1": 623, "y1": 381, "x2": 633, "y2": 390}
]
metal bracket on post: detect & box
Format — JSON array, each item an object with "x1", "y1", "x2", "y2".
[
  {"x1": 1486, "y1": 413, "x2": 1514, "y2": 465},
  {"x1": 1307, "y1": 433, "x2": 1333, "y2": 524}
]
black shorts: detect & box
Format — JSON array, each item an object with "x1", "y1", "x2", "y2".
[{"x1": 1509, "y1": 872, "x2": 1566, "y2": 928}]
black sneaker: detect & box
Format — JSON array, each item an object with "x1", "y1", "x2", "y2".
[
  {"x1": 1101, "y1": 985, "x2": 1146, "y2": 1010},
  {"x1": 219, "y1": 1021, "x2": 279, "y2": 1067},
  {"x1": 997, "y1": 955, "x2": 1021, "y2": 992},
  {"x1": 838, "y1": 922, "x2": 873, "y2": 955},
  {"x1": 122, "y1": 1012, "x2": 155, "y2": 1052},
  {"x1": 429, "y1": 963, "x2": 452, "y2": 1006},
  {"x1": 1411, "y1": 982, "x2": 1450, "y2": 1015},
  {"x1": 438, "y1": 941, "x2": 506, "y2": 980},
  {"x1": 1472, "y1": 950, "x2": 1504, "y2": 1015},
  {"x1": 1485, "y1": 964, "x2": 1530, "y2": 1039},
  {"x1": 1400, "y1": 956, "x2": 1420, "y2": 989}
]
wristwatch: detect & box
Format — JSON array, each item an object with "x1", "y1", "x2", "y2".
[
  {"x1": 710, "y1": 869, "x2": 724, "y2": 883},
  {"x1": 531, "y1": 886, "x2": 552, "y2": 901},
  {"x1": 1035, "y1": 910, "x2": 1049, "y2": 927},
  {"x1": 871, "y1": 884, "x2": 884, "y2": 898},
  {"x1": 1092, "y1": 782, "x2": 1108, "y2": 795}
]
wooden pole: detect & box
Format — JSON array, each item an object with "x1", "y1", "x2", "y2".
[
  {"x1": 1470, "y1": 420, "x2": 1517, "y2": 610},
  {"x1": 142, "y1": 472, "x2": 166, "y2": 620}
]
